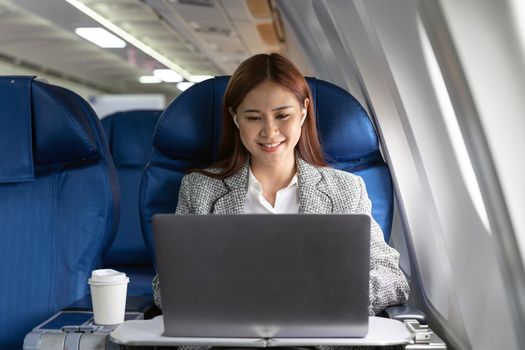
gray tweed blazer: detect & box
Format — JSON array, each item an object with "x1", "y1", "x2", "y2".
[{"x1": 152, "y1": 156, "x2": 409, "y2": 315}]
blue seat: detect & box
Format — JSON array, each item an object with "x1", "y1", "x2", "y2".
[
  {"x1": 0, "y1": 76, "x2": 119, "y2": 348},
  {"x1": 101, "y1": 110, "x2": 161, "y2": 296},
  {"x1": 139, "y1": 76, "x2": 393, "y2": 265}
]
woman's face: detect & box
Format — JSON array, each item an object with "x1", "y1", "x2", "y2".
[{"x1": 234, "y1": 80, "x2": 308, "y2": 169}]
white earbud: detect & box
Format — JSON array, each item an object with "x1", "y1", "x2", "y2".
[
  {"x1": 300, "y1": 108, "x2": 307, "y2": 126},
  {"x1": 230, "y1": 107, "x2": 240, "y2": 129}
]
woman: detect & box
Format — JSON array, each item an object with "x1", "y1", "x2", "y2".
[{"x1": 152, "y1": 53, "x2": 409, "y2": 316}]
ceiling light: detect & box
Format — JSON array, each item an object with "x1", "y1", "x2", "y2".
[
  {"x1": 139, "y1": 76, "x2": 162, "y2": 84},
  {"x1": 75, "y1": 27, "x2": 126, "y2": 48},
  {"x1": 190, "y1": 75, "x2": 213, "y2": 83},
  {"x1": 177, "y1": 82, "x2": 194, "y2": 92},
  {"x1": 65, "y1": 0, "x2": 193, "y2": 80},
  {"x1": 153, "y1": 69, "x2": 183, "y2": 83},
  {"x1": 178, "y1": 0, "x2": 214, "y2": 7}
]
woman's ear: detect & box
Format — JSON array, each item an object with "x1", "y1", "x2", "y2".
[{"x1": 301, "y1": 98, "x2": 310, "y2": 126}]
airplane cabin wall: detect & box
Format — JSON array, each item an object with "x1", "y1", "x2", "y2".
[
  {"x1": 276, "y1": 0, "x2": 370, "y2": 116},
  {"x1": 277, "y1": 0, "x2": 524, "y2": 349}
]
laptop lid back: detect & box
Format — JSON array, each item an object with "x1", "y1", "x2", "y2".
[{"x1": 153, "y1": 214, "x2": 370, "y2": 338}]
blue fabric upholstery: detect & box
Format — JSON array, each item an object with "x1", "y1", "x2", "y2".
[
  {"x1": 0, "y1": 77, "x2": 34, "y2": 183},
  {"x1": 0, "y1": 77, "x2": 119, "y2": 349},
  {"x1": 140, "y1": 76, "x2": 393, "y2": 265},
  {"x1": 101, "y1": 110, "x2": 161, "y2": 295},
  {"x1": 308, "y1": 78, "x2": 394, "y2": 241}
]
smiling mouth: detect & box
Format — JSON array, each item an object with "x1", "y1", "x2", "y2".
[
  {"x1": 258, "y1": 141, "x2": 284, "y2": 151},
  {"x1": 261, "y1": 142, "x2": 282, "y2": 148}
]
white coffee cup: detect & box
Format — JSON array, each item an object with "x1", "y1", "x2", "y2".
[{"x1": 88, "y1": 269, "x2": 129, "y2": 325}]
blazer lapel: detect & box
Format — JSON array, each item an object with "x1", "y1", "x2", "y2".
[
  {"x1": 297, "y1": 156, "x2": 333, "y2": 214},
  {"x1": 212, "y1": 161, "x2": 249, "y2": 214},
  {"x1": 211, "y1": 155, "x2": 333, "y2": 214}
]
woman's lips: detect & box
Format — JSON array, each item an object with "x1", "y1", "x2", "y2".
[{"x1": 259, "y1": 141, "x2": 284, "y2": 152}]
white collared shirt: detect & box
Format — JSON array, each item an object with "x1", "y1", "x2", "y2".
[{"x1": 244, "y1": 167, "x2": 300, "y2": 214}]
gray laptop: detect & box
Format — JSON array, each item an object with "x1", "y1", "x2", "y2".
[{"x1": 153, "y1": 214, "x2": 371, "y2": 339}]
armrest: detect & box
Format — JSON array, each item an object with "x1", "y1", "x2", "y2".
[{"x1": 381, "y1": 304, "x2": 427, "y2": 324}]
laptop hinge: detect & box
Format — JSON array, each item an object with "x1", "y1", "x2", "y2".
[{"x1": 403, "y1": 319, "x2": 447, "y2": 349}]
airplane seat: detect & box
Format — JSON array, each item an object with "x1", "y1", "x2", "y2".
[
  {"x1": 140, "y1": 76, "x2": 393, "y2": 254},
  {"x1": 0, "y1": 76, "x2": 119, "y2": 348},
  {"x1": 139, "y1": 76, "x2": 422, "y2": 321},
  {"x1": 101, "y1": 110, "x2": 161, "y2": 296},
  {"x1": 308, "y1": 78, "x2": 394, "y2": 240}
]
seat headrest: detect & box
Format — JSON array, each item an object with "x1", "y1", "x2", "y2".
[
  {"x1": 154, "y1": 77, "x2": 227, "y2": 163},
  {"x1": 309, "y1": 78, "x2": 379, "y2": 161},
  {"x1": 0, "y1": 76, "x2": 34, "y2": 183},
  {"x1": 102, "y1": 110, "x2": 162, "y2": 166},
  {"x1": 152, "y1": 76, "x2": 379, "y2": 162},
  {"x1": 32, "y1": 80, "x2": 100, "y2": 167},
  {"x1": 0, "y1": 76, "x2": 101, "y2": 181}
]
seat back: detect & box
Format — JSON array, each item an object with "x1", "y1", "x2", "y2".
[
  {"x1": 139, "y1": 76, "x2": 393, "y2": 265},
  {"x1": 0, "y1": 76, "x2": 119, "y2": 348},
  {"x1": 101, "y1": 110, "x2": 161, "y2": 295}
]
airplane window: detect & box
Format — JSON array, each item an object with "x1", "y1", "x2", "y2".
[{"x1": 418, "y1": 17, "x2": 490, "y2": 233}]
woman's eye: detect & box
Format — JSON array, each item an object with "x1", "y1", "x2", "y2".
[
  {"x1": 275, "y1": 114, "x2": 290, "y2": 120},
  {"x1": 246, "y1": 116, "x2": 261, "y2": 121}
]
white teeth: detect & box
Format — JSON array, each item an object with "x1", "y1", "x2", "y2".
[{"x1": 262, "y1": 142, "x2": 281, "y2": 148}]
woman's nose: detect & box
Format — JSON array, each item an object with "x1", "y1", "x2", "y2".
[{"x1": 259, "y1": 118, "x2": 278, "y2": 137}]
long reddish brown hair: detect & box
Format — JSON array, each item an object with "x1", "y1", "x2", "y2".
[{"x1": 196, "y1": 53, "x2": 327, "y2": 179}]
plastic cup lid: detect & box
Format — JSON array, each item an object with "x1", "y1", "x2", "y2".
[{"x1": 88, "y1": 269, "x2": 129, "y2": 286}]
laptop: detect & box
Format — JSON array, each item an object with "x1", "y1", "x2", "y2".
[{"x1": 153, "y1": 214, "x2": 371, "y2": 339}]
